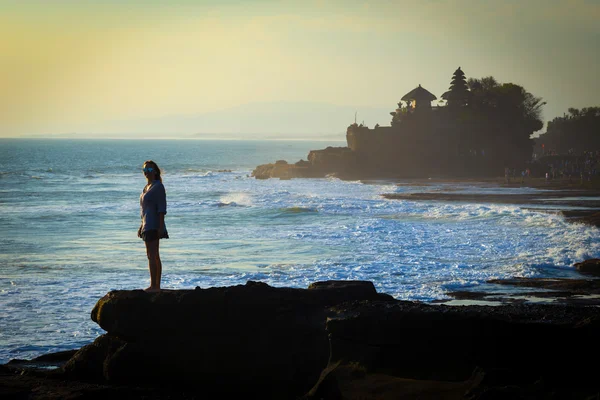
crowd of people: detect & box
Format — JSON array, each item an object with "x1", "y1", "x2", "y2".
[
  {"x1": 504, "y1": 166, "x2": 532, "y2": 184},
  {"x1": 540, "y1": 150, "x2": 600, "y2": 183},
  {"x1": 504, "y1": 151, "x2": 600, "y2": 185}
]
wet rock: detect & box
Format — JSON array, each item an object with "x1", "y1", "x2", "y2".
[
  {"x1": 443, "y1": 277, "x2": 600, "y2": 306},
  {"x1": 574, "y1": 258, "x2": 600, "y2": 276}
]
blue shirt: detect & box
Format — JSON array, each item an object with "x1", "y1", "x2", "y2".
[{"x1": 140, "y1": 180, "x2": 167, "y2": 233}]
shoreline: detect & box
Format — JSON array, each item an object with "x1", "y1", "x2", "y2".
[
  {"x1": 380, "y1": 176, "x2": 600, "y2": 227},
  {"x1": 379, "y1": 175, "x2": 600, "y2": 190}
]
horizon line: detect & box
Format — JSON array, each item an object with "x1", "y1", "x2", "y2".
[{"x1": 0, "y1": 136, "x2": 348, "y2": 141}]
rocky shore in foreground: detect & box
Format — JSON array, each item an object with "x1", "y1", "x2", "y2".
[{"x1": 3, "y1": 273, "x2": 600, "y2": 400}]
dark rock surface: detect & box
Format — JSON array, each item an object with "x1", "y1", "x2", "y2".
[
  {"x1": 444, "y1": 276, "x2": 600, "y2": 306},
  {"x1": 307, "y1": 300, "x2": 600, "y2": 399},
  {"x1": 3, "y1": 279, "x2": 600, "y2": 399},
  {"x1": 66, "y1": 280, "x2": 392, "y2": 399},
  {"x1": 252, "y1": 146, "x2": 357, "y2": 179},
  {"x1": 574, "y1": 258, "x2": 600, "y2": 276}
]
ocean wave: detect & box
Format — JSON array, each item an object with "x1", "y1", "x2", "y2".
[
  {"x1": 216, "y1": 201, "x2": 248, "y2": 207},
  {"x1": 381, "y1": 203, "x2": 520, "y2": 223},
  {"x1": 183, "y1": 171, "x2": 215, "y2": 178},
  {"x1": 280, "y1": 206, "x2": 318, "y2": 214},
  {"x1": 218, "y1": 192, "x2": 253, "y2": 207},
  {"x1": 186, "y1": 168, "x2": 234, "y2": 173}
]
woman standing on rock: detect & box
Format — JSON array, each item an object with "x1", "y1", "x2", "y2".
[{"x1": 138, "y1": 160, "x2": 168, "y2": 292}]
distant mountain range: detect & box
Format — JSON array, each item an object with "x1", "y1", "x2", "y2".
[{"x1": 83, "y1": 101, "x2": 393, "y2": 140}]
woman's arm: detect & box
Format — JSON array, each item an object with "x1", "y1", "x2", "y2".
[
  {"x1": 158, "y1": 212, "x2": 166, "y2": 236},
  {"x1": 155, "y1": 183, "x2": 167, "y2": 236}
]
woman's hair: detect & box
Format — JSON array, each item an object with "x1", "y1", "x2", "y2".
[{"x1": 143, "y1": 160, "x2": 162, "y2": 182}]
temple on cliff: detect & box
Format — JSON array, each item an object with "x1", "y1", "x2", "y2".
[
  {"x1": 254, "y1": 66, "x2": 541, "y2": 179},
  {"x1": 344, "y1": 67, "x2": 477, "y2": 177}
]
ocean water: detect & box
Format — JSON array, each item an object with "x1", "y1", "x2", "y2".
[{"x1": 1, "y1": 138, "x2": 599, "y2": 363}]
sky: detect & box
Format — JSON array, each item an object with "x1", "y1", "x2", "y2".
[{"x1": 1, "y1": 0, "x2": 598, "y2": 138}]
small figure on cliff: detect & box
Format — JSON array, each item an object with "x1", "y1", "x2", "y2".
[{"x1": 138, "y1": 160, "x2": 168, "y2": 292}]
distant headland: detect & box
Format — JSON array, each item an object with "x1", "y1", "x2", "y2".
[{"x1": 253, "y1": 67, "x2": 599, "y2": 181}]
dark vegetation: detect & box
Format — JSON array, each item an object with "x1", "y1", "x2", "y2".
[
  {"x1": 383, "y1": 67, "x2": 546, "y2": 177},
  {"x1": 535, "y1": 107, "x2": 600, "y2": 155}
]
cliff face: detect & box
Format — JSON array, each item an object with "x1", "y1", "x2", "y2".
[
  {"x1": 345, "y1": 117, "x2": 488, "y2": 178},
  {"x1": 253, "y1": 107, "x2": 538, "y2": 180},
  {"x1": 346, "y1": 123, "x2": 425, "y2": 177},
  {"x1": 252, "y1": 116, "x2": 481, "y2": 180}
]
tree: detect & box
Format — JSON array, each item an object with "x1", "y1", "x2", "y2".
[
  {"x1": 463, "y1": 77, "x2": 544, "y2": 169},
  {"x1": 390, "y1": 101, "x2": 408, "y2": 127},
  {"x1": 538, "y1": 107, "x2": 600, "y2": 154}
]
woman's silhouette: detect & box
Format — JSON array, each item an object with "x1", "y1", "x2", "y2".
[{"x1": 138, "y1": 160, "x2": 168, "y2": 292}]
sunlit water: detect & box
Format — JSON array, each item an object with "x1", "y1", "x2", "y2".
[{"x1": 1, "y1": 139, "x2": 599, "y2": 363}]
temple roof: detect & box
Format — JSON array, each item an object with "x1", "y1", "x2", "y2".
[
  {"x1": 401, "y1": 84, "x2": 437, "y2": 101},
  {"x1": 453, "y1": 67, "x2": 465, "y2": 76}
]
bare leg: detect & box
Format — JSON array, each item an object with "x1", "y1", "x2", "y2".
[
  {"x1": 156, "y1": 239, "x2": 162, "y2": 289},
  {"x1": 144, "y1": 239, "x2": 160, "y2": 292}
]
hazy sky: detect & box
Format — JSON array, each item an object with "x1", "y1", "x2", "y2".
[{"x1": 1, "y1": 0, "x2": 598, "y2": 137}]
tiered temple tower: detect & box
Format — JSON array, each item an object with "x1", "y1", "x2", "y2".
[{"x1": 441, "y1": 67, "x2": 470, "y2": 107}]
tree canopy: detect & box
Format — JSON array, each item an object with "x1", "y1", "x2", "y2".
[
  {"x1": 536, "y1": 107, "x2": 600, "y2": 155},
  {"x1": 382, "y1": 68, "x2": 546, "y2": 176},
  {"x1": 445, "y1": 74, "x2": 545, "y2": 169}
]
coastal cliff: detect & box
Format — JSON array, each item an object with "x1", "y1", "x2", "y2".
[
  {"x1": 253, "y1": 69, "x2": 551, "y2": 180},
  {"x1": 252, "y1": 120, "x2": 502, "y2": 180}
]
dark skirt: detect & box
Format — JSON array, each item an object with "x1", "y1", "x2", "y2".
[{"x1": 141, "y1": 229, "x2": 169, "y2": 242}]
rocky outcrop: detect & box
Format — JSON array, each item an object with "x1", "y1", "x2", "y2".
[
  {"x1": 64, "y1": 280, "x2": 393, "y2": 399},
  {"x1": 574, "y1": 258, "x2": 600, "y2": 276},
  {"x1": 252, "y1": 159, "x2": 314, "y2": 179},
  {"x1": 307, "y1": 301, "x2": 600, "y2": 399},
  {"x1": 252, "y1": 147, "x2": 357, "y2": 179},
  {"x1": 444, "y1": 276, "x2": 600, "y2": 306},
  {"x1": 252, "y1": 119, "x2": 489, "y2": 180},
  {"x1": 251, "y1": 159, "x2": 296, "y2": 179},
  {"x1": 6, "y1": 279, "x2": 600, "y2": 399},
  {"x1": 307, "y1": 146, "x2": 357, "y2": 174}
]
